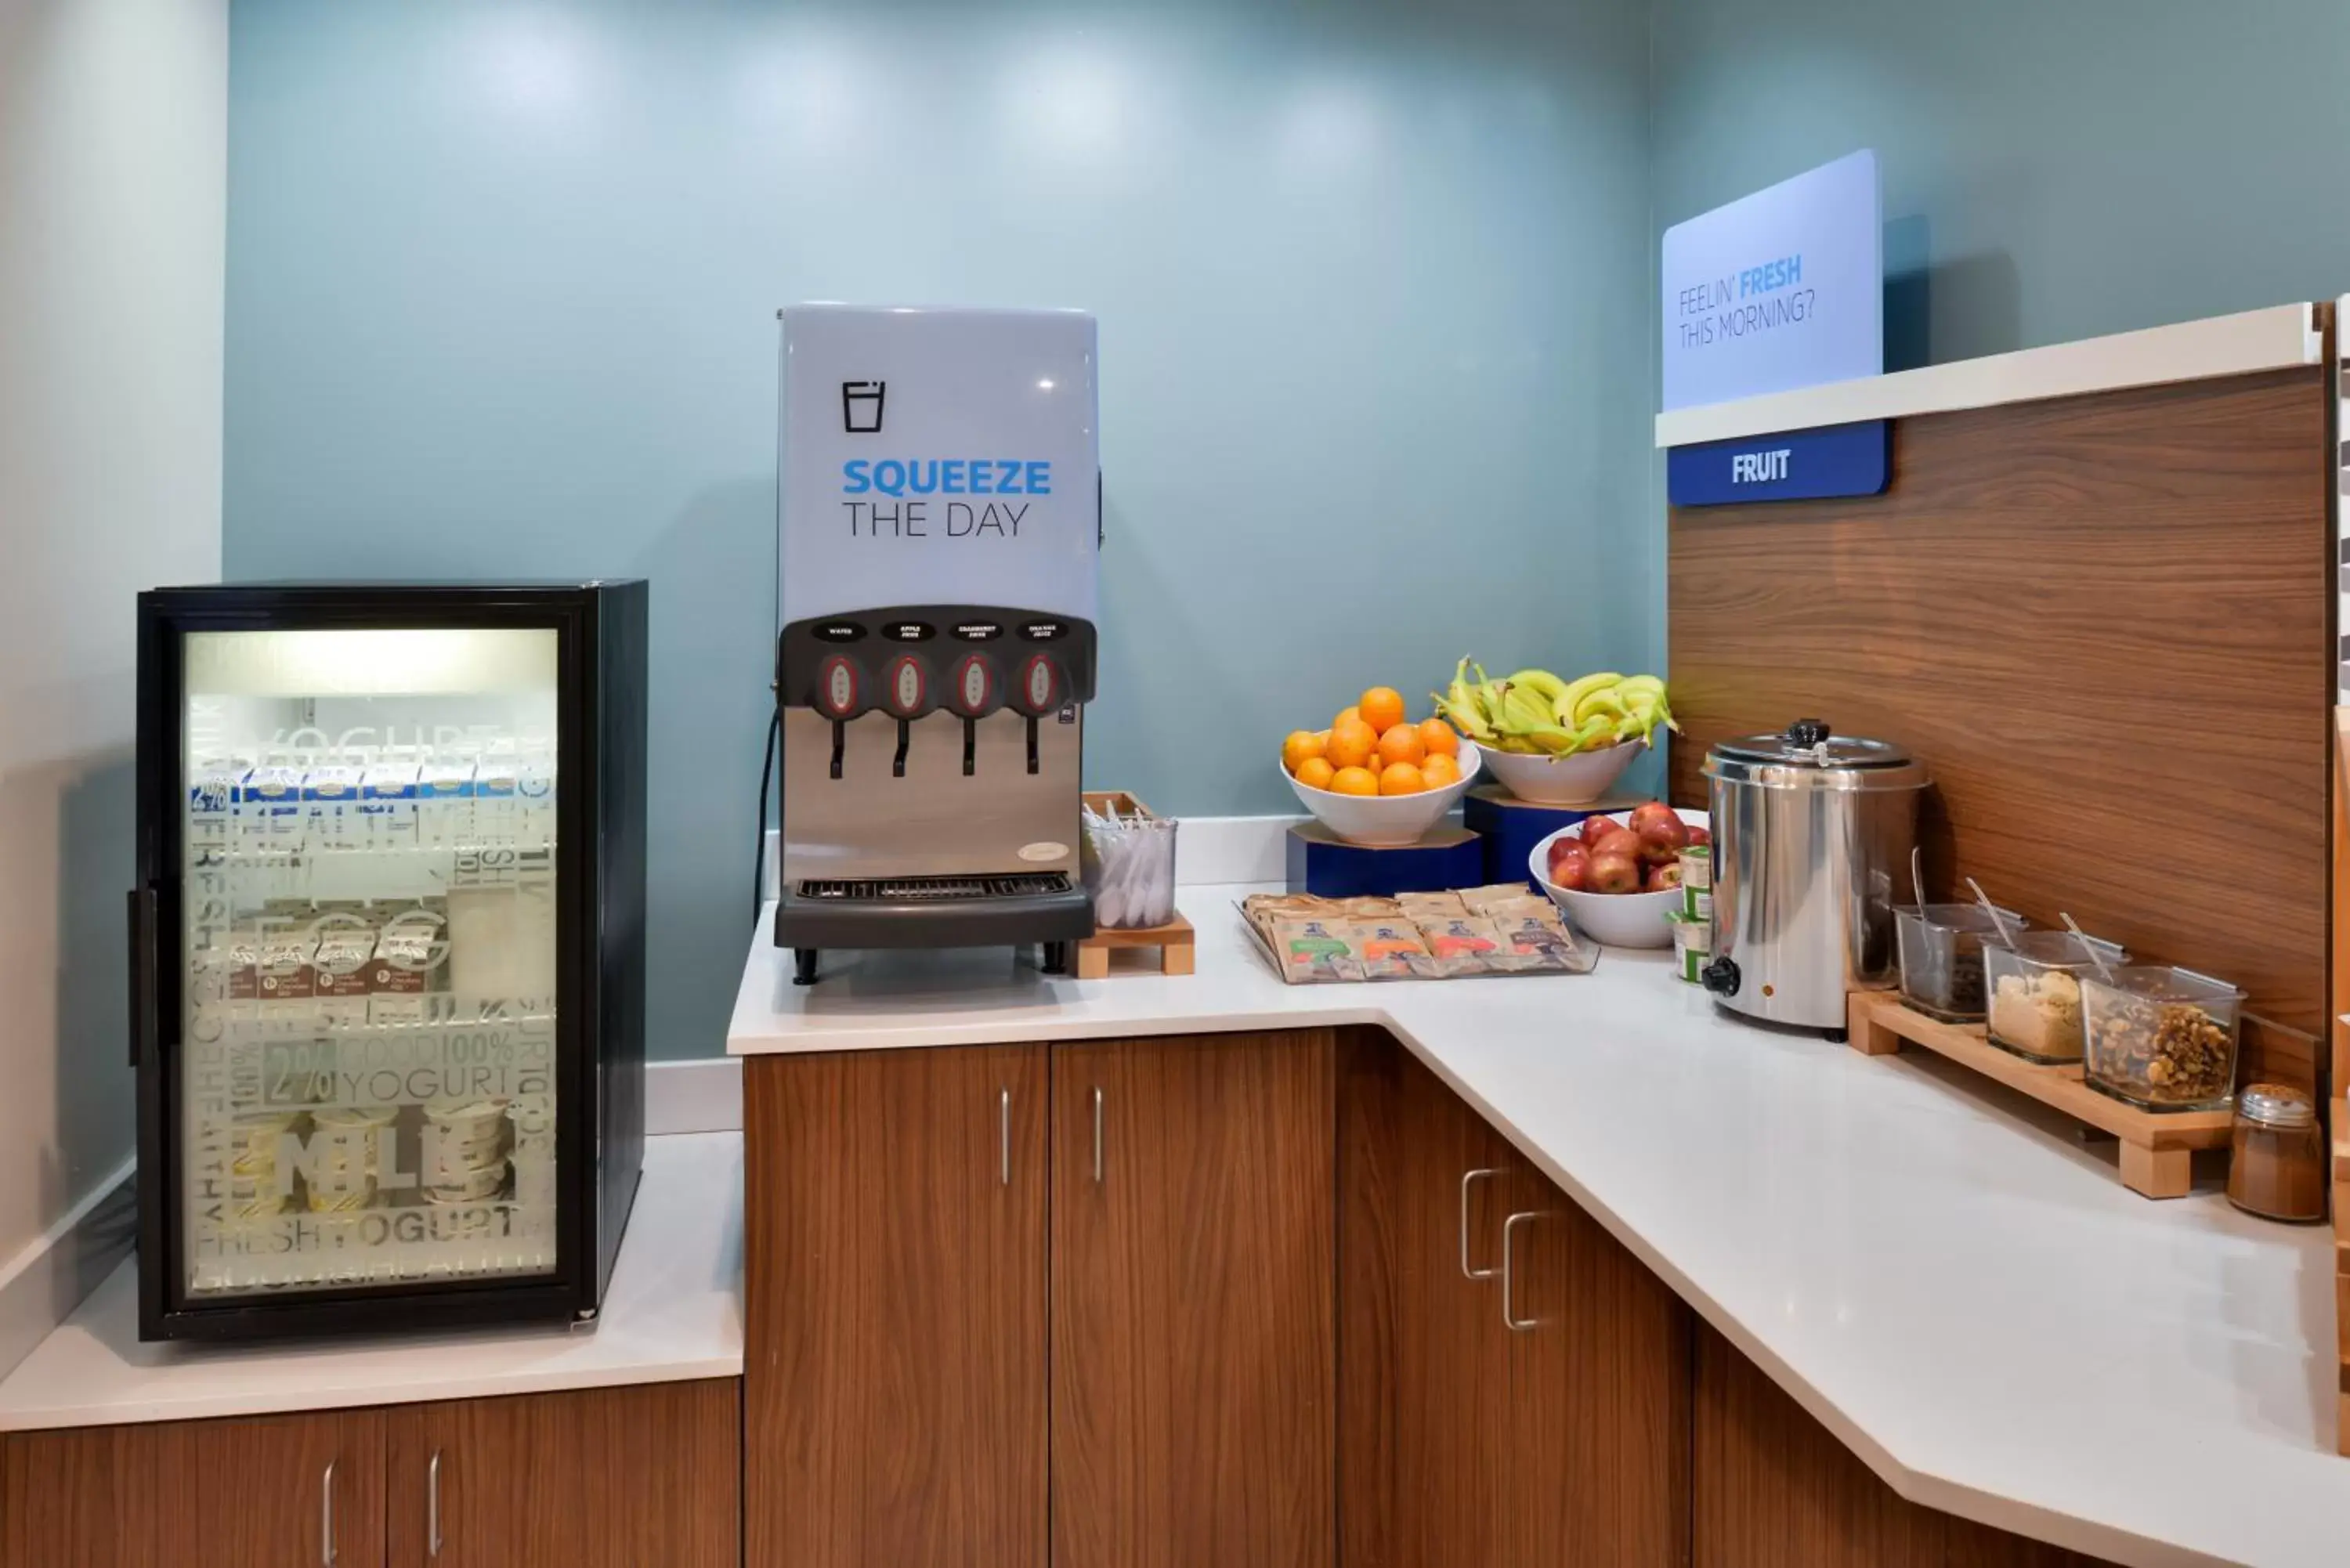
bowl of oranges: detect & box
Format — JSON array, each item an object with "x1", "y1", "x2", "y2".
[{"x1": 1280, "y1": 686, "x2": 1482, "y2": 847}]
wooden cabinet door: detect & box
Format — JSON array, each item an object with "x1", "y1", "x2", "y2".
[
  {"x1": 2, "y1": 1408, "x2": 383, "y2": 1568},
  {"x1": 1050, "y1": 1029, "x2": 1336, "y2": 1568},
  {"x1": 1336, "y1": 1032, "x2": 1513, "y2": 1568},
  {"x1": 743, "y1": 1046, "x2": 1050, "y2": 1568},
  {"x1": 1501, "y1": 1153, "x2": 1690, "y2": 1568},
  {"x1": 385, "y1": 1380, "x2": 738, "y2": 1568}
]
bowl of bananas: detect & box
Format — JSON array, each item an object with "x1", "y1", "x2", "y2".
[{"x1": 1431, "y1": 663, "x2": 1675, "y2": 806}]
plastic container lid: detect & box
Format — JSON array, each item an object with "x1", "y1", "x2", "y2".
[
  {"x1": 1893, "y1": 902, "x2": 2023, "y2": 937},
  {"x1": 1703, "y1": 719, "x2": 1929, "y2": 791},
  {"x1": 1993, "y1": 930, "x2": 2128, "y2": 969}
]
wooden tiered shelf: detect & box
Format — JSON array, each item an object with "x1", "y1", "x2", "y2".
[{"x1": 1846, "y1": 992, "x2": 2233, "y2": 1200}]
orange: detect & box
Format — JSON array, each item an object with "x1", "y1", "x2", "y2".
[
  {"x1": 1329, "y1": 765, "x2": 1380, "y2": 797},
  {"x1": 1376, "y1": 723, "x2": 1426, "y2": 769},
  {"x1": 1358, "y1": 686, "x2": 1406, "y2": 735},
  {"x1": 1333, "y1": 705, "x2": 1362, "y2": 732},
  {"x1": 1378, "y1": 762, "x2": 1426, "y2": 796},
  {"x1": 1282, "y1": 729, "x2": 1325, "y2": 773},
  {"x1": 1325, "y1": 717, "x2": 1379, "y2": 771},
  {"x1": 1418, "y1": 717, "x2": 1460, "y2": 758},
  {"x1": 1293, "y1": 757, "x2": 1336, "y2": 791},
  {"x1": 1421, "y1": 753, "x2": 1461, "y2": 788}
]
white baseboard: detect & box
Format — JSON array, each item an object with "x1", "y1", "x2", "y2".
[
  {"x1": 646, "y1": 1057, "x2": 742, "y2": 1134},
  {"x1": 762, "y1": 813, "x2": 1302, "y2": 897},
  {"x1": 0, "y1": 1158, "x2": 137, "y2": 1382}
]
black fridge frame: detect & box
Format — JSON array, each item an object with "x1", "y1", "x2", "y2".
[{"x1": 132, "y1": 581, "x2": 645, "y2": 1342}]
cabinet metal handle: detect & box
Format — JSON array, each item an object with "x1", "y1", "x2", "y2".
[
  {"x1": 1502, "y1": 1211, "x2": 1548, "y2": 1332},
  {"x1": 1000, "y1": 1089, "x2": 1011, "y2": 1187},
  {"x1": 1459, "y1": 1169, "x2": 1502, "y2": 1281},
  {"x1": 1092, "y1": 1087, "x2": 1104, "y2": 1184},
  {"x1": 320, "y1": 1459, "x2": 335, "y2": 1565},
  {"x1": 428, "y1": 1448, "x2": 443, "y2": 1557}
]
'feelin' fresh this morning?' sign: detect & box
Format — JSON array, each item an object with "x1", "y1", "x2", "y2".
[{"x1": 1659, "y1": 148, "x2": 1882, "y2": 414}]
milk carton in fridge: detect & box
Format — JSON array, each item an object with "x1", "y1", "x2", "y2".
[
  {"x1": 187, "y1": 756, "x2": 243, "y2": 865},
  {"x1": 302, "y1": 759, "x2": 368, "y2": 852},
  {"x1": 359, "y1": 760, "x2": 421, "y2": 849},
  {"x1": 418, "y1": 753, "x2": 478, "y2": 849},
  {"x1": 514, "y1": 752, "x2": 555, "y2": 851},
  {"x1": 238, "y1": 761, "x2": 306, "y2": 854}
]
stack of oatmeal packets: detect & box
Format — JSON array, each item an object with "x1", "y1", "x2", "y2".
[{"x1": 1241, "y1": 885, "x2": 1596, "y2": 984}]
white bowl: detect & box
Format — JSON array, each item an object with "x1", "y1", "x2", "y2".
[
  {"x1": 1284, "y1": 742, "x2": 1483, "y2": 848},
  {"x1": 1477, "y1": 738, "x2": 1646, "y2": 806},
  {"x1": 1528, "y1": 805, "x2": 1707, "y2": 948}
]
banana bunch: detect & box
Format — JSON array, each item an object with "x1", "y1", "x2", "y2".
[{"x1": 1430, "y1": 659, "x2": 1676, "y2": 757}]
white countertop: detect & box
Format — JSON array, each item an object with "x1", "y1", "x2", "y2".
[
  {"x1": 0, "y1": 1131, "x2": 742, "y2": 1431},
  {"x1": 735, "y1": 888, "x2": 2347, "y2": 1568}
]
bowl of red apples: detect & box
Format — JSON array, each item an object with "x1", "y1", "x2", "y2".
[{"x1": 1528, "y1": 803, "x2": 1709, "y2": 949}]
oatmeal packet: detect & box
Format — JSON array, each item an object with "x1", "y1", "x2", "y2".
[
  {"x1": 1459, "y1": 883, "x2": 1543, "y2": 916},
  {"x1": 1348, "y1": 919, "x2": 1442, "y2": 980},
  {"x1": 1490, "y1": 912, "x2": 1596, "y2": 973},
  {"x1": 1416, "y1": 916, "x2": 1505, "y2": 977},
  {"x1": 1269, "y1": 917, "x2": 1366, "y2": 983},
  {"x1": 1395, "y1": 891, "x2": 1469, "y2": 923}
]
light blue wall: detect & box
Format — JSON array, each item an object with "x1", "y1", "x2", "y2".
[
  {"x1": 1650, "y1": 0, "x2": 2350, "y2": 368},
  {"x1": 224, "y1": 0, "x2": 1654, "y2": 1058}
]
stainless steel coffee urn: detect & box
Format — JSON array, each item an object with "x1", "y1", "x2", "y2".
[{"x1": 1698, "y1": 720, "x2": 1929, "y2": 1037}]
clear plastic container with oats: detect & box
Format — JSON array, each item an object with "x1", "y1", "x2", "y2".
[
  {"x1": 1983, "y1": 931, "x2": 2129, "y2": 1064},
  {"x1": 2081, "y1": 966, "x2": 2244, "y2": 1111}
]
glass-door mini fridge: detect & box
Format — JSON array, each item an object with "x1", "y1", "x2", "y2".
[{"x1": 131, "y1": 581, "x2": 647, "y2": 1341}]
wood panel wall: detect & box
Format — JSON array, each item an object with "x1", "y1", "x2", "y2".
[{"x1": 1668, "y1": 365, "x2": 2334, "y2": 1089}]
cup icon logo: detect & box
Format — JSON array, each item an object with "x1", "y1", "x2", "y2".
[{"x1": 842, "y1": 380, "x2": 885, "y2": 434}]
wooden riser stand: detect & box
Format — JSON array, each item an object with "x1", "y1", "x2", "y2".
[{"x1": 1846, "y1": 992, "x2": 2233, "y2": 1200}]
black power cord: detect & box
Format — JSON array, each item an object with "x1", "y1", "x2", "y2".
[{"x1": 754, "y1": 705, "x2": 779, "y2": 927}]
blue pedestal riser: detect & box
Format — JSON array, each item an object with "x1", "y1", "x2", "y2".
[
  {"x1": 1462, "y1": 787, "x2": 1641, "y2": 887},
  {"x1": 1285, "y1": 826, "x2": 1487, "y2": 898}
]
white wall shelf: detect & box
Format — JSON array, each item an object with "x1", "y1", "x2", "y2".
[{"x1": 1655, "y1": 302, "x2": 2323, "y2": 449}]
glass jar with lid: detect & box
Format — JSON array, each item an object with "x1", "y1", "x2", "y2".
[{"x1": 2226, "y1": 1083, "x2": 2325, "y2": 1222}]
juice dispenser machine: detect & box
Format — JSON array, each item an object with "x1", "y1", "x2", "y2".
[{"x1": 773, "y1": 305, "x2": 1098, "y2": 982}]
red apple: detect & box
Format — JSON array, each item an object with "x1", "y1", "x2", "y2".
[
  {"x1": 1635, "y1": 814, "x2": 1689, "y2": 865},
  {"x1": 1546, "y1": 841, "x2": 1591, "y2": 891},
  {"x1": 1587, "y1": 850, "x2": 1642, "y2": 894},
  {"x1": 1586, "y1": 824, "x2": 1640, "y2": 859},
  {"x1": 1643, "y1": 861, "x2": 1683, "y2": 893},
  {"x1": 1626, "y1": 800, "x2": 1681, "y2": 837},
  {"x1": 1686, "y1": 825, "x2": 1712, "y2": 847}
]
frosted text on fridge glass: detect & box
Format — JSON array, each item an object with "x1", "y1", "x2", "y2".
[
  {"x1": 1675, "y1": 254, "x2": 1813, "y2": 349},
  {"x1": 840, "y1": 458, "x2": 1053, "y2": 539}
]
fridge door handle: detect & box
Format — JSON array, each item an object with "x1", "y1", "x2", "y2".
[{"x1": 126, "y1": 887, "x2": 157, "y2": 1069}]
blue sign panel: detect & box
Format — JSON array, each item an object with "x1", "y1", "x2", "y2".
[
  {"x1": 1666, "y1": 421, "x2": 1889, "y2": 507},
  {"x1": 1661, "y1": 150, "x2": 1882, "y2": 413}
]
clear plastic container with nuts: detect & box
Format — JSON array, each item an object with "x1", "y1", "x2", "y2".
[{"x1": 2080, "y1": 966, "x2": 2245, "y2": 1111}]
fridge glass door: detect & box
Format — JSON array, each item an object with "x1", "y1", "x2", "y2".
[{"x1": 179, "y1": 627, "x2": 561, "y2": 1298}]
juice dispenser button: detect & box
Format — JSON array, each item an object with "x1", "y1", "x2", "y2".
[
  {"x1": 884, "y1": 655, "x2": 929, "y2": 717},
  {"x1": 949, "y1": 655, "x2": 997, "y2": 717},
  {"x1": 815, "y1": 656, "x2": 861, "y2": 719},
  {"x1": 1014, "y1": 654, "x2": 1061, "y2": 714}
]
